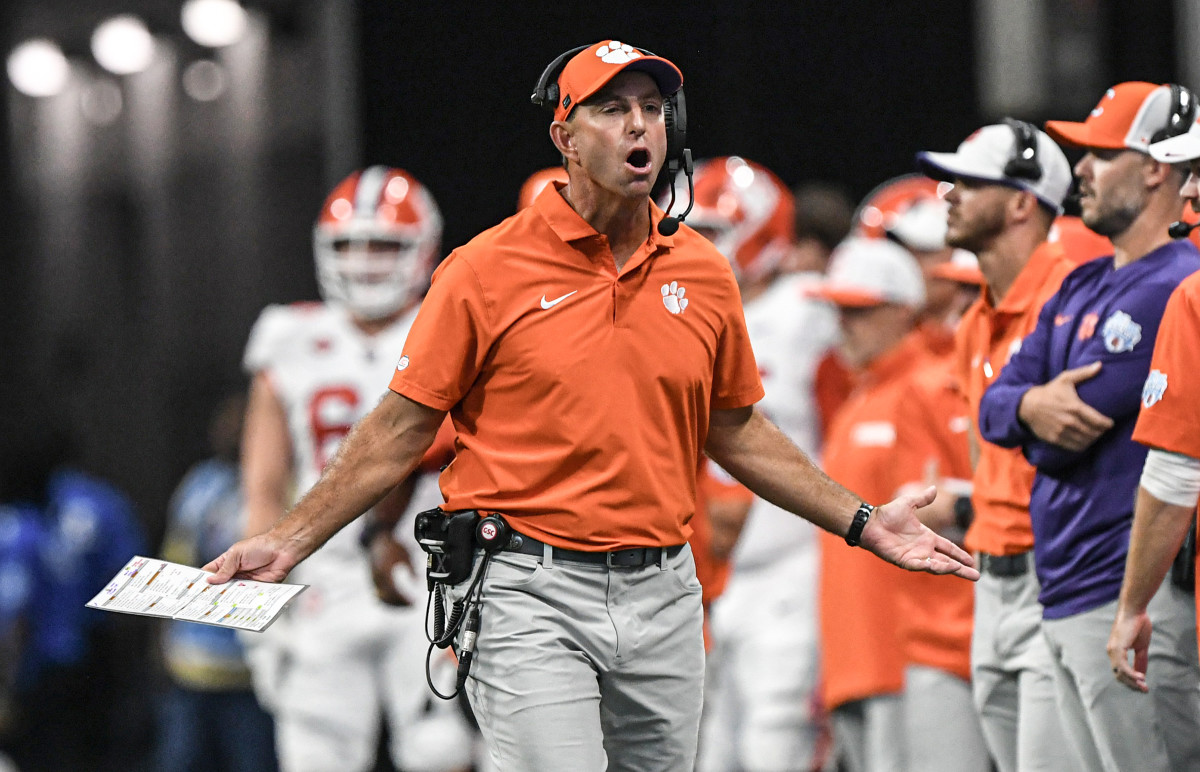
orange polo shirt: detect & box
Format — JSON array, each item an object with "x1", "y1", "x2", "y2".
[
  {"x1": 819, "y1": 334, "x2": 927, "y2": 710},
  {"x1": 954, "y1": 241, "x2": 1080, "y2": 555},
  {"x1": 893, "y1": 351, "x2": 974, "y2": 681},
  {"x1": 389, "y1": 182, "x2": 764, "y2": 551},
  {"x1": 1132, "y1": 271, "x2": 1200, "y2": 645}
]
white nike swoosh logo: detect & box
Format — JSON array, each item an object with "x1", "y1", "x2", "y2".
[{"x1": 540, "y1": 291, "x2": 578, "y2": 310}]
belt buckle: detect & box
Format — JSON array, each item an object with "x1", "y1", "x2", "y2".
[{"x1": 606, "y1": 548, "x2": 646, "y2": 568}]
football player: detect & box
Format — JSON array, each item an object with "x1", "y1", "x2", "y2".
[{"x1": 239, "y1": 166, "x2": 475, "y2": 772}]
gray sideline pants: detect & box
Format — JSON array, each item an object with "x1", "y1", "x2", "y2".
[
  {"x1": 461, "y1": 544, "x2": 705, "y2": 772},
  {"x1": 970, "y1": 556, "x2": 1081, "y2": 772},
  {"x1": 1143, "y1": 579, "x2": 1200, "y2": 772},
  {"x1": 1040, "y1": 576, "x2": 1200, "y2": 772},
  {"x1": 904, "y1": 664, "x2": 989, "y2": 772},
  {"x1": 828, "y1": 694, "x2": 905, "y2": 772}
]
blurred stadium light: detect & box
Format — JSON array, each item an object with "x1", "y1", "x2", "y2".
[
  {"x1": 90, "y1": 14, "x2": 156, "y2": 75},
  {"x1": 6, "y1": 38, "x2": 70, "y2": 97}
]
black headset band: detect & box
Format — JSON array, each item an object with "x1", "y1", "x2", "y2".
[
  {"x1": 530, "y1": 44, "x2": 666, "y2": 111},
  {"x1": 1152, "y1": 84, "x2": 1197, "y2": 144},
  {"x1": 1002, "y1": 117, "x2": 1042, "y2": 181}
]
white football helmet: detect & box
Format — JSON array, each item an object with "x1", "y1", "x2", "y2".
[
  {"x1": 663, "y1": 156, "x2": 794, "y2": 283},
  {"x1": 313, "y1": 166, "x2": 442, "y2": 320}
]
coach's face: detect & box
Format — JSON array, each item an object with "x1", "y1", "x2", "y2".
[
  {"x1": 1074, "y1": 148, "x2": 1151, "y2": 238},
  {"x1": 558, "y1": 71, "x2": 667, "y2": 201},
  {"x1": 1181, "y1": 159, "x2": 1200, "y2": 211},
  {"x1": 943, "y1": 178, "x2": 1015, "y2": 254}
]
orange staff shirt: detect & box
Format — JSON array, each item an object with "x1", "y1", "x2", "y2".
[
  {"x1": 819, "y1": 334, "x2": 929, "y2": 710},
  {"x1": 389, "y1": 182, "x2": 765, "y2": 551},
  {"x1": 1131, "y1": 271, "x2": 1200, "y2": 646},
  {"x1": 893, "y1": 351, "x2": 975, "y2": 681},
  {"x1": 954, "y1": 240, "x2": 1081, "y2": 555}
]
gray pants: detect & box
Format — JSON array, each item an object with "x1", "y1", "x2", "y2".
[
  {"x1": 828, "y1": 694, "x2": 905, "y2": 772},
  {"x1": 1143, "y1": 580, "x2": 1200, "y2": 772},
  {"x1": 1041, "y1": 577, "x2": 1200, "y2": 772},
  {"x1": 971, "y1": 556, "x2": 1081, "y2": 772},
  {"x1": 904, "y1": 665, "x2": 989, "y2": 772},
  {"x1": 461, "y1": 545, "x2": 705, "y2": 772}
]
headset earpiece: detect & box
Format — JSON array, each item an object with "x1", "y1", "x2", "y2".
[
  {"x1": 530, "y1": 45, "x2": 588, "y2": 112},
  {"x1": 1002, "y1": 118, "x2": 1042, "y2": 181},
  {"x1": 1151, "y1": 83, "x2": 1197, "y2": 144}
]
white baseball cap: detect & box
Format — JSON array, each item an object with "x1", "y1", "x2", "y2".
[
  {"x1": 916, "y1": 122, "x2": 1073, "y2": 215},
  {"x1": 886, "y1": 196, "x2": 948, "y2": 252},
  {"x1": 815, "y1": 237, "x2": 925, "y2": 310}
]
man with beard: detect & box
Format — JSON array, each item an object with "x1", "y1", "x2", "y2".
[
  {"x1": 916, "y1": 120, "x2": 1083, "y2": 772},
  {"x1": 977, "y1": 82, "x2": 1200, "y2": 771}
]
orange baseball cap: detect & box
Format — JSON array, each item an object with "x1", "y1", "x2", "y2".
[
  {"x1": 554, "y1": 40, "x2": 683, "y2": 122},
  {"x1": 1044, "y1": 82, "x2": 1175, "y2": 152}
]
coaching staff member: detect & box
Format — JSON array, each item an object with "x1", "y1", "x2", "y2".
[
  {"x1": 205, "y1": 40, "x2": 977, "y2": 772},
  {"x1": 978, "y1": 82, "x2": 1200, "y2": 772}
]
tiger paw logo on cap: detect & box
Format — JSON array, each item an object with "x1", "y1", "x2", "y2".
[
  {"x1": 597, "y1": 41, "x2": 641, "y2": 64},
  {"x1": 1091, "y1": 88, "x2": 1116, "y2": 118}
]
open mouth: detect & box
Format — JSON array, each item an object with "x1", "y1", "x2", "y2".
[{"x1": 626, "y1": 149, "x2": 651, "y2": 172}]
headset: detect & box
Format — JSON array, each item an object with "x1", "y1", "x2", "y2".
[
  {"x1": 531, "y1": 44, "x2": 694, "y2": 235},
  {"x1": 1153, "y1": 83, "x2": 1197, "y2": 144},
  {"x1": 1002, "y1": 118, "x2": 1043, "y2": 181},
  {"x1": 1150, "y1": 84, "x2": 1200, "y2": 239}
]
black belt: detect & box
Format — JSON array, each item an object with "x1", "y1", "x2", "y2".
[
  {"x1": 979, "y1": 551, "x2": 1030, "y2": 578},
  {"x1": 503, "y1": 532, "x2": 685, "y2": 568}
]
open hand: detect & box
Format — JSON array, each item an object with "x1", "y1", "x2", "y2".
[{"x1": 860, "y1": 486, "x2": 979, "y2": 580}]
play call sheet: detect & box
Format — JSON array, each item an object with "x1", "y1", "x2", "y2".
[{"x1": 87, "y1": 555, "x2": 306, "y2": 632}]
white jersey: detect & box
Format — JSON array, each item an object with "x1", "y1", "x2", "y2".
[
  {"x1": 243, "y1": 301, "x2": 436, "y2": 597},
  {"x1": 728, "y1": 272, "x2": 839, "y2": 569}
]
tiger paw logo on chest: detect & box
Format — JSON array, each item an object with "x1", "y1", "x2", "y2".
[
  {"x1": 1101, "y1": 310, "x2": 1141, "y2": 353},
  {"x1": 661, "y1": 281, "x2": 689, "y2": 314}
]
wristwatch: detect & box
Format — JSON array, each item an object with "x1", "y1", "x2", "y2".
[{"x1": 844, "y1": 503, "x2": 874, "y2": 547}]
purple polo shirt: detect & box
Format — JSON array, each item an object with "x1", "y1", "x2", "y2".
[{"x1": 978, "y1": 240, "x2": 1200, "y2": 619}]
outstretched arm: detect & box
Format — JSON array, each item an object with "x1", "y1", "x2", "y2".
[
  {"x1": 205, "y1": 391, "x2": 446, "y2": 583},
  {"x1": 704, "y1": 406, "x2": 978, "y2": 580},
  {"x1": 241, "y1": 371, "x2": 293, "y2": 538}
]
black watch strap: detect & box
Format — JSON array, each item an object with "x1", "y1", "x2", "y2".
[{"x1": 845, "y1": 503, "x2": 874, "y2": 547}]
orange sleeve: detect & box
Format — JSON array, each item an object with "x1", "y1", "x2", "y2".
[
  {"x1": 710, "y1": 292, "x2": 767, "y2": 410},
  {"x1": 390, "y1": 253, "x2": 496, "y2": 411},
  {"x1": 1133, "y1": 277, "x2": 1200, "y2": 459}
]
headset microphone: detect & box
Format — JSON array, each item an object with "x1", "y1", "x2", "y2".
[
  {"x1": 658, "y1": 149, "x2": 695, "y2": 237},
  {"x1": 1168, "y1": 220, "x2": 1198, "y2": 239}
]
